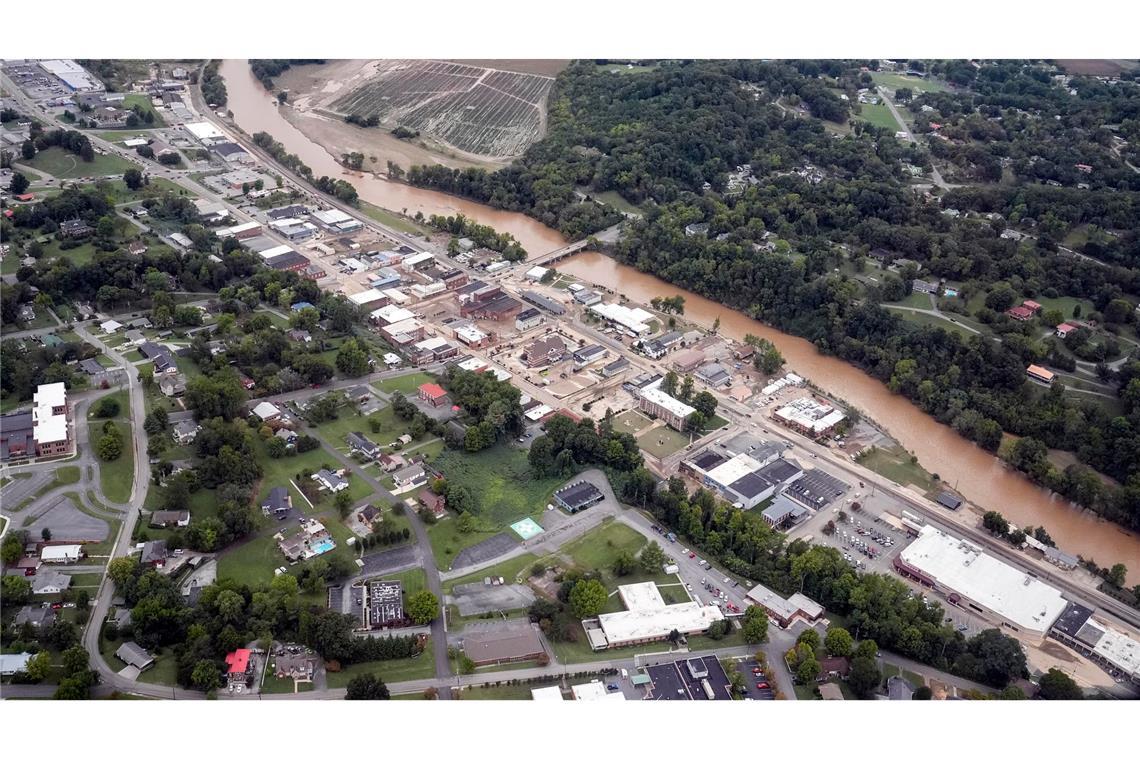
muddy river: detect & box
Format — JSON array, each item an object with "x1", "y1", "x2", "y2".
[{"x1": 222, "y1": 59, "x2": 1140, "y2": 569}]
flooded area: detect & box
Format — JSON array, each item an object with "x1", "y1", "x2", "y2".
[
  {"x1": 558, "y1": 252, "x2": 1140, "y2": 569},
  {"x1": 224, "y1": 56, "x2": 1140, "y2": 568}
]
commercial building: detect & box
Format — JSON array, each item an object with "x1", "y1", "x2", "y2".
[
  {"x1": 670, "y1": 348, "x2": 706, "y2": 373},
  {"x1": 1049, "y1": 603, "x2": 1140, "y2": 686},
  {"x1": 531, "y1": 685, "x2": 564, "y2": 701},
  {"x1": 602, "y1": 356, "x2": 630, "y2": 377},
  {"x1": 371, "y1": 304, "x2": 416, "y2": 326},
  {"x1": 524, "y1": 335, "x2": 566, "y2": 368},
  {"x1": 521, "y1": 290, "x2": 566, "y2": 315},
  {"x1": 461, "y1": 625, "x2": 547, "y2": 666},
  {"x1": 894, "y1": 525, "x2": 1067, "y2": 637},
  {"x1": 184, "y1": 121, "x2": 226, "y2": 143},
  {"x1": 39, "y1": 60, "x2": 101, "y2": 91},
  {"x1": 553, "y1": 481, "x2": 604, "y2": 513},
  {"x1": 695, "y1": 362, "x2": 732, "y2": 388},
  {"x1": 515, "y1": 307, "x2": 544, "y2": 331},
  {"x1": 225, "y1": 649, "x2": 254, "y2": 686},
  {"x1": 641, "y1": 656, "x2": 734, "y2": 701},
  {"x1": 381, "y1": 318, "x2": 425, "y2": 346},
  {"x1": 215, "y1": 221, "x2": 262, "y2": 240},
  {"x1": 642, "y1": 331, "x2": 684, "y2": 360},
  {"x1": 311, "y1": 208, "x2": 363, "y2": 233},
  {"x1": 366, "y1": 580, "x2": 404, "y2": 628},
  {"x1": 571, "y1": 680, "x2": 625, "y2": 701},
  {"x1": 588, "y1": 582, "x2": 725, "y2": 650},
  {"x1": 773, "y1": 397, "x2": 846, "y2": 439},
  {"x1": 589, "y1": 302, "x2": 654, "y2": 335},
  {"x1": 1, "y1": 383, "x2": 71, "y2": 461},
  {"x1": 781, "y1": 468, "x2": 848, "y2": 510},
  {"x1": 572, "y1": 344, "x2": 607, "y2": 368},
  {"x1": 637, "y1": 386, "x2": 695, "y2": 431},
  {"x1": 418, "y1": 383, "x2": 449, "y2": 407},
  {"x1": 761, "y1": 494, "x2": 810, "y2": 529},
  {"x1": 745, "y1": 584, "x2": 825, "y2": 628}
]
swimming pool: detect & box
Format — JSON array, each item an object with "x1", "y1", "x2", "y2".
[{"x1": 311, "y1": 538, "x2": 336, "y2": 555}]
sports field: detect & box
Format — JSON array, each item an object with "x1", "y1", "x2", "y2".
[{"x1": 22, "y1": 147, "x2": 135, "y2": 179}]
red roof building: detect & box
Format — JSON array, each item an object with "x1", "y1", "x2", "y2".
[
  {"x1": 225, "y1": 648, "x2": 253, "y2": 684},
  {"x1": 1006, "y1": 305, "x2": 1034, "y2": 321},
  {"x1": 418, "y1": 383, "x2": 449, "y2": 407},
  {"x1": 1021, "y1": 299, "x2": 1042, "y2": 314},
  {"x1": 14, "y1": 193, "x2": 35, "y2": 202},
  {"x1": 1055, "y1": 323, "x2": 1078, "y2": 338}
]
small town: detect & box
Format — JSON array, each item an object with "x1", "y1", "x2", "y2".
[{"x1": 1, "y1": 25, "x2": 1139, "y2": 760}]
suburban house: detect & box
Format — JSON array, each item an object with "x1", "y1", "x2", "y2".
[
  {"x1": 261, "y1": 486, "x2": 291, "y2": 517},
  {"x1": 32, "y1": 570, "x2": 71, "y2": 595},
  {"x1": 138, "y1": 342, "x2": 177, "y2": 373},
  {"x1": 392, "y1": 463, "x2": 426, "y2": 489},
  {"x1": 150, "y1": 510, "x2": 190, "y2": 528},
  {"x1": 140, "y1": 540, "x2": 168, "y2": 568},
  {"x1": 274, "y1": 428, "x2": 297, "y2": 447},
  {"x1": 379, "y1": 452, "x2": 408, "y2": 472},
  {"x1": 312, "y1": 468, "x2": 348, "y2": 493},
  {"x1": 1026, "y1": 364, "x2": 1056, "y2": 386},
  {"x1": 14, "y1": 605, "x2": 57, "y2": 629},
  {"x1": 358, "y1": 504, "x2": 381, "y2": 526},
  {"x1": 273, "y1": 651, "x2": 316, "y2": 682},
  {"x1": 115, "y1": 641, "x2": 155, "y2": 672},
  {"x1": 158, "y1": 373, "x2": 187, "y2": 397},
  {"x1": 173, "y1": 420, "x2": 200, "y2": 445},
  {"x1": 418, "y1": 490, "x2": 447, "y2": 518},
  {"x1": 1055, "y1": 323, "x2": 1079, "y2": 338},
  {"x1": 251, "y1": 401, "x2": 283, "y2": 423},
  {"x1": 346, "y1": 431, "x2": 382, "y2": 459},
  {"x1": 277, "y1": 519, "x2": 335, "y2": 562}
]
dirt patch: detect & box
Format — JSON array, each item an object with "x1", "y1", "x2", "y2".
[
  {"x1": 1038, "y1": 639, "x2": 1078, "y2": 662},
  {"x1": 446, "y1": 60, "x2": 571, "y2": 77}
]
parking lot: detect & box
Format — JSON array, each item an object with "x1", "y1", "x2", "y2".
[{"x1": 735, "y1": 658, "x2": 776, "y2": 700}]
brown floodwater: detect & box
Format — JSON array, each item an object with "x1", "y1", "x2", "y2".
[
  {"x1": 218, "y1": 59, "x2": 569, "y2": 256},
  {"x1": 559, "y1": 252, "x2": 1140, "y2": 569},
  {"x1": 224, "y1": 58, "x2": 1140, "y2": 569}
]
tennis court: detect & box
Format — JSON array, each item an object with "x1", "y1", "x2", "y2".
[{"x1": 510, "y1": 517, "x2": 545, "y2": 540}]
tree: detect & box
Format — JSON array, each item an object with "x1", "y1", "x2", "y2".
[
  {"x1": 795, "y1": 655, "x2": 820, "y2": 684},
  {"x1": 741, "y1": 605, "x2": 769, "y2": 645},
  {"x1": 335, "y1": 490, "x2": 354, "y2": 519},
  {"x1": 692, "y1": 391, "x2": 718, "y2": 418},
  {"x1": 191, "y1": 660, "x2": 221, "y2": 692},
  {"x1": 660, "y1": 371, "x2": 679, "y2": 397},
  {"x1": 1107, "y1": 563, "x2": 1128, "y2": 588},
  {"x1": 123, "y1": 168, "x2": 144, "y2": 190},
  {"x1": 1, "y1": 575, "x2": 31, "y2": 606},
  {"x1": 982, "y1": 510, "x2": 1010, "y2": 537},
  {"x1": 93, "y1": 396, "x2": 120, "y2": 418},
  {"x1": 639, "y1": 541, "x2": 667, "y2": 573},
  {"x1": 913, "y1": 686, "x2": 933, "y2": 700},
  {"x1": 1037, "y1": 668, "x2": 1083, "y2": 700},
  {"x1": 336, "y1": 337, "x2": 370, "y2": 377},
  {"x1": 612, "y1": 550, "x2": 637, "y2": 577},
  {"x1": 796, "y1": 628, "x2": 821, "y2": 654},
  {"x1": 569, "y1": 578, "x2": 608, "y2": 618},
  {"x1": 848, "y1": 656, "x2": 882, "y2": 698},
  {"x1": 61, "y1": 646, "x2": 89, "y2": 677},
  {"x1": 824, "y1": 626, "x2": 854, "y2": 658},
  {"x1": 108, "y1": 556, "x2": 138, "y2": 587},
  {"x1": 10, "y1": 171, "x2": 30, "y2": 195},
  {"x1": 21, "y1": 141, "x2": 36, "y2": 161},
  {"x1": 25, "y1": 651, "x2": 52, "y2": 682},
  {"x1": 96, "y1": 431, "x2": 123, "y2": 461},
  {"x1": 406, "y1": 590, "x2": 439, "y2": 625},
  {"x1": 346, "y1": 673, "x2": 390, "y2": 700}
]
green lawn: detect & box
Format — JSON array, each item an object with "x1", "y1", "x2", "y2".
[
  {"x1": 858, "y1": 102, "x2": 900, "y2": 131},
  {"x1": 216, "y1": 532, "x2": 282, "y2": 586},
  {"x1": 892, "y1": 309, "x2": 979, "y2": 339},
  {"x1": 260, "y1": 671, "x2": 314, "y2": 694},
  {"x1": 434, "y1": 446, "x2": 564, "y2": 527},
  {"x1": 121, "y1": 94, "x2": 166, "y2": 126},
  {"x1": 98, "y1": 177, "x2": 184, "y2": 204},
  {"x1": 21, "y1": 147, "x2": 135, "y2": 179},
  {"x1": 427, "y1": 516, "x2": 509, "y2": 571},
  {"x1": 314, "y1": 405, "x2": 423, "y2": 454},
  {"x1": 442, "y1": 553, "x2": 538, "y2": 595},
  {"x1": 373, "y1": 371, "x2": 439, "y2": 396},
  {"x1": 359, "y1": 201, "x2": 431, "y2": 236},
  {"x1": 635, "y1": 424, "x2": 691, "y2": 459},
  {"x1": 892, "y1": 291, "x2": 936, "y2": 309},
  {"x1": 857, "y1": 444, "x2": 939, "y2": 492},
  {"x1": 324, "y1": 646, "x2": 437, "y2": 688},
  {"x1": 378, "y1": 567, "x2": 428, "y2": 596},
  {"x1": 136, "y1": 654, "x2": 179, "y2": 685},
  {"x1": 252, "y1": 437, "x2": 359, "y2": 507},
  {"x1": 39, "y1": 239, "x2": 98, "y2": 266},
  {"x1": 1034, "y1": 295, "x2": 1097, "y2": 321},
  {"x1": 94, "y1": 129, "x2": 163, "y2": 144},
  {"x1": 86, "y1": 396, "x2": 134, "y2": 504},
  {"x1": 870, "y1": 71, "x2": 952, "y2": 95},
  {"x1": 882, "y1": 662, "x2": 926, "y2": 689},
  {"x1": 593, "y1": 190, "x2": 642, "y2": 216},
  {"x1": 457, "y1": 683, "x2": 539, "y2": 700}
]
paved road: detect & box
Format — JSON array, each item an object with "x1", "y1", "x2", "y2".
[
  {"x1": 882, "y1": 304, "x2": 983, "y2": 335},
  {"x1": 875, "y1": 86, "x2": 953, "y2": 191}
]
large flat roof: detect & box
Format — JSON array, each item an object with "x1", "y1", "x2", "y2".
[
  {"x1": 705, "y1": 453, "x2": 762, "y2": 489},
  {"x1": 589, "y1": 302, "x2": 654, "y2": 333},
  {"x1": 639, "y1": 386, "x2": 696, "y2": 419},
  {"x1": 899, "y1": 526, "x2": 1067, "y2": 634},
  {"x1": 598, "y1": 600, "x2": 724, "y2": 647},
  {"x1": 1082, "y1": 619, "x2": 1140, "y2": 680}
]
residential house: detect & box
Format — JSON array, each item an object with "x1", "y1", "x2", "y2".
[
  {"x1": 312, "y1": 469, "x2": 348, "y2": 493},
  {"x1": 418, "y1": 383, "x2": 450, "y2": 407},
  {"x1": 173, "y1": 420, "x2": 199, "y2": 445},
  {"x1": 392, "y1": 463, "x2": 426, "y2": 489},
  {"x1": 379, "y1": 453, "x2": 408, "y2": 473},
  {"x1": 274, "y1": 428, "x2": 297, "y2": 447},
  {"x1": 13, "y1": 605, "x2": 57, "y2": 629},
  {"x1": 115, "y1": 641, "x2": 155, "y2": 672},
  {"x1": 157, "y1": 373, "x2": 187, "y2": 397},
  {"x1": 418, "y1": 490, "x2": 447, "y2": 518},
  {"x1": 251, "y1": 401, "x2": 282, "y2": 423},
  {"x1": 31, "y1": 570, "x2": 71, "y2": 595},
  {"x1": 273, "y1": 651, "x2": 316, "y2": 682},
  {"x1": 140, "y1": 540, "x2": 168, "y2": 567},
  {"x1": 59, "y1": 218, "x2": 93, "y2": 239},
  {"x1": 358, "y1": 504, "x2": 381, "y2": 526},
  {"x1": 261, "y1": 486, "x2": 291, "y2": 517},
  {"x1": 150, "y1": 510, "x2": 190, "y2": 528},
  {"x1": 138, "y1": 342, "x2": 177, "y2": 373},
  {"x1": 1055, "y1": 323, "x2": 1079, "y2": 339},
  {"x1": 347, "y1": 431, "x2": 382, "y2": 459}
]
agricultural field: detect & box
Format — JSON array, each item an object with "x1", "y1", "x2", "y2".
[{"x1": 329, "y1": 60, "x2": 555, "y2": 158}]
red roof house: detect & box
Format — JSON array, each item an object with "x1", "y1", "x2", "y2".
[
  {"x1": 1055, "y1": 323, "x2": 1078, "y2": 338},
  {"x1": 14, "y1": 193, "x2": 35, "y2": 202},
  {"x1": 225, "y1": 648, "x2": 253, "y2": 684},
  {"x1": 1021, "y1": 299, "x2": 1042, "y2": 314},
  {"x1": 1006, "y1": 305, "x2": 1034, "y2": 321},
  {"x1": 418, "y1": 383, "x2": 449, "y2": 407}
]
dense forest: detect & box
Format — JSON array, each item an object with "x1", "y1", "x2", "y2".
[{"x1": 405, "y1": 59, "x2": 1140, "y2": 531}]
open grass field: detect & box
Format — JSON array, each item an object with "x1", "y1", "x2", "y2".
[
  {"x1": 313, "y1": 404, "x2": 424, "y2": 455},
  {"x1": 870, "y1": 72, "x2": 952, "y2": 94},
  {"x1": 1034, "y1": 295, "x2": 1097, "y2": 321},
  {"x1": 39, "y1": 239, "x2": 98, "y2": 266},
  {"x1": 136, "y1": 654, "x2": 179, "y2": 685},
  {"x1": 442, "y1": 552, "x2": 538, "y2": 595},
  {"x1": 21, "y1": 147, "x2": 135, "y2": 179},
  {"x1": 426, "y1": 515, "x2": 510, "y2": 569},
  {"x1": 635, "y1": 424, "x2": 692, "y2": 459},
  {"x1": 324, "y1": 646, "x2": 437, "y2": 687},
  {"x1": 121, "y1": 94, "x2": 166, "y2": 126},
  {"x1": 858, "y1": 102, "x2": 900, "y2": 131},
  {"x1": 330, "y1": 60, "x2": 555, "y2": 158},
  {"x1": 359, "y1": 201, "x2": 431, "y2": 236},
  {"x1": 433, "y1": 446, "x2": 563, "y2": 527},
  {"x1": 87, "y1": 391, "x2": 133, "y2": 504},
  {"x1": 372, "y1": 371, "x2": 438, "y2": 396},
  {"x1": 613, "y1": 409, "x2": 653, "y2": 435},
  {"x1": 892, "y1": 309, "x2": 979, "y2": 339},
  {"x1": 893, "y1": 291, "x2": 936, "y2": 310},
  {"x1": 216, "y1": 532, "x2": 281, "y2": 586},
  {"x1": 857, "y1": 443, "x2": 939, "y2": 492},
  {"x1": 260, "y1": 670, "x2": 315, "y2": 694},
  {"x1": 593, "y1": 190, "x2": 643, "y2": 216}
]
